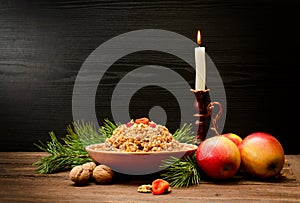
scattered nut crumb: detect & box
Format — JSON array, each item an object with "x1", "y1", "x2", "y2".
[{"x1": 137, "y1": 184, "x2": 152, "y2": 193}]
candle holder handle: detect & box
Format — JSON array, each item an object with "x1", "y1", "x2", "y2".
[{"x1": 207, "y1": 101, "x2": 223, "y2": 136}]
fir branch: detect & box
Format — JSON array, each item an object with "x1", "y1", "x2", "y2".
[
  {"x1": 33, "y1": 131, "x2": 91, "y2": 174},
  {"x1": 172, "y1": 123, "x2": 196, "y2": 144},
  {"x1": 160, "y1": 154, "x2": 201, "y2": 188},
  {"x1": 33, "y1": 119, "x2": 118, "y2": 174},
  {"x1": 99, "y1": 118, "x2": 119, "y2": 138},
  {"x1": 72, "y1": 120, "x2": 103, "y2": 147}
]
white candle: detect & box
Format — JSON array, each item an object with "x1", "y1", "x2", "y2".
[{"x1": 195, "y1": 30, "x2": 206, "y2": 90}]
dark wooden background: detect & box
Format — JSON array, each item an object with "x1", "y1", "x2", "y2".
[{"x1": 0, "y1": 0, "x2": 299, "y2": 154}]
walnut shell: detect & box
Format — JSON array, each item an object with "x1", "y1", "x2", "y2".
[
  {"x1": 69, "y1": 165, "x2": 90, "y2": 185},
  {"x1": 82, "y1": 162, "x2": 96, "y2": 178},
  {"x1": 92, "y1": 164, "x2": 114, "y2": 184}
]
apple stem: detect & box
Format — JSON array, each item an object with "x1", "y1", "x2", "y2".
[{"x1": 208, "y1": 102, "x2": 223, "y2": 136}]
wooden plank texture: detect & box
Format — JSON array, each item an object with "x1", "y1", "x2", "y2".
[
  {"x1": 0, "y1": 0, "x2": 299, "y2": 154},
  {"x1": 0, "y1": 152, "x2": 299, "y2": 202}
]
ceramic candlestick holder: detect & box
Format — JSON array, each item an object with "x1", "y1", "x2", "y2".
[{"x1": 191, "y1": 89, "x2": 211, "y2": 143}]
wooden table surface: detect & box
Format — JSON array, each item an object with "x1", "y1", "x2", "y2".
[{"x1": 0, "y1": 152, "x2": 299, "y2": 203}]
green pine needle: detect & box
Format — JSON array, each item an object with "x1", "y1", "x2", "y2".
[
  {"x1": 99, "y1": 118, "x2": 120, "y2": 138},
  {"x1": 172, "y1": 123, "x2": 196, "y2": 144},
  {"x1": 33, "y1": 119, "x2": 118, "y2": 174},
  {"x1": 160, "y1": 154, "x2": 201, "y2": 188},
  {"x1": 33, "y1": 131, "x2": 92, "y2": 174},
  {"x1": 72, "y1": 120, "x2": 104, "y2": 147}
]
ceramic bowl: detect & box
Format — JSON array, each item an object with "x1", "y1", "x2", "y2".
[{"x1": 85, "y1": 143, "x2": 197, "y2": 175}]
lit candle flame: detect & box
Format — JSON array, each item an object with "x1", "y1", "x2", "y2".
[{"x1": 197, "y1": 30, "x2": 201, "y2": 45}]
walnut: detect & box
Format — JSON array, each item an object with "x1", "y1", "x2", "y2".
[
  {"x1": 92, "y1": 164, "x2": 114, "y2": 184},
  {"x1": 82, "y1": 162, "x2": 96, "y2": 178},
  {"x1": 69, "y1": 165, "x2": 90, "y2": 185},
  {"x1": 82, "y1": 162, "x2": 96, "y2": 172}
]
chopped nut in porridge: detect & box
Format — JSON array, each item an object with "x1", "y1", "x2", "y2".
[{"x1": 103, "y1": 118, "x2": 181, "y2": 152}]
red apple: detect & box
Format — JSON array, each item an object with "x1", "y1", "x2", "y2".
[
  {"x1": 239, "y1": 132, "x2": 285, "y2": 178},
  {"x1": 222, "y1": 133, "x2": 243, "y2": 147},
  {"x1": 196, "y1": 136, "x2": 241, "y2": 180}
]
